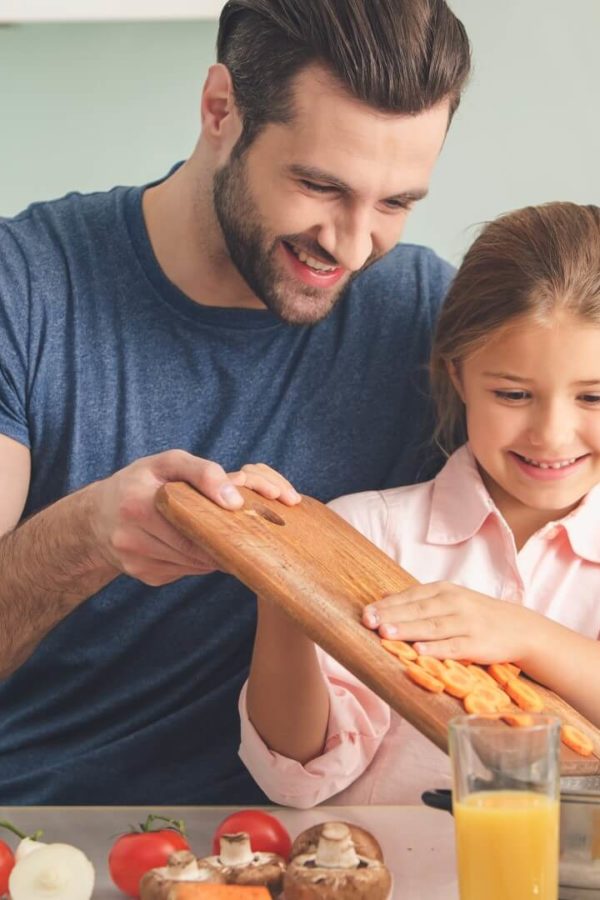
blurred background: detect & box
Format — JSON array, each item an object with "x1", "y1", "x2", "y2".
[{"x1": 0, "y1": 0, "x2": 598, "y2": 264}]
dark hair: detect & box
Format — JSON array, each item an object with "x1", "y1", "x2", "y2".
[
  {"x1": 217, "y1": 0, "x2": 471, "y2": 151},
  {"x1": 431, "y1": 202, "x2": 600, "y2": 452}
]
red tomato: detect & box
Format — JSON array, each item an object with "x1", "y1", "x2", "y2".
[
  {"x1": 0, "y1": 840, "x2": 15, "y2": 896},
  {"x1": 108, "y1": 816, "x2": 190, "y2": 898},
  {"x1": 212, "y1": 809, "x2": 292, "y2": 860}
]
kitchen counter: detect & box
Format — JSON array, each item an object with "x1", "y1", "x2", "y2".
[{"x1": 0, "y1": 805, "x2": 459, "y2": 899}]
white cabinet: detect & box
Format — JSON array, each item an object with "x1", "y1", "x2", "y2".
[{"x1": 0, "y1": 0, "x2": 225, "y2": 21}]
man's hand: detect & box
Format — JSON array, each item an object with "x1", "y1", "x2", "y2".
[
  {"x1": 361, "y1": 581, "x2": 542, "y2": 667},
  {"x1": 89, "y1": 452, "x2": 300, "y2": 586}
]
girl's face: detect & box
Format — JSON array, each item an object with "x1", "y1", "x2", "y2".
[{"x1": 455, "y1": 311, "x2": 600, "y2": 521}]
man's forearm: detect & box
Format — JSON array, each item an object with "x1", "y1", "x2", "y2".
[{"x1": 0, "y1": 485, "x2": 117, "y2": 678}]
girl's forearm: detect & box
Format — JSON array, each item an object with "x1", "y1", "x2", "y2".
[
  {"x1": 521, "y1": 618, "x2": 600, "y2": 727},
  {"x1": 246, "y1": 596, "x2": 330, "y2": 764}
]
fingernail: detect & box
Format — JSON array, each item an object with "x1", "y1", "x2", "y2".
[
  {"x1": 363, "y1": 607, "x2": 379, "y2": 628},
  {"x1": 219, "y1": 484, "x2": 243, "y2": 507},
  {"x1": 381, "y1": 624, "x2": 398, "y2": 638}
]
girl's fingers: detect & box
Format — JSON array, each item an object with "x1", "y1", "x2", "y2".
[
  {"x1": 412, "y1": 637, "x2": 471, "y2": 660},
  {"x1": 379, "y1": 612, "x2": 463, "y2": 643}
]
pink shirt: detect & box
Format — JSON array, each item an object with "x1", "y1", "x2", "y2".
[{"x1": 239, "y1": 445, "x2": 600, "y2": 807}]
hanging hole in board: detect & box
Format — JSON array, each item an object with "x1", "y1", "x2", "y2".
[{"x1": 244, "y1": 503, "x2": 286, "y2": 526}]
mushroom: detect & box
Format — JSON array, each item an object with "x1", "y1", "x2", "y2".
[
  {"x1": 289, "y1": 822, "x2": 384, "y2": 862},
  {"x1": 196, "y1": 832, "x2": 286, "y2": 897},
  {"x1": 283, "y1": 822, "x2": 391, "y2": 900},
  {"x1": 139, "y1": 850, "x2": 225, "y2": 900}
]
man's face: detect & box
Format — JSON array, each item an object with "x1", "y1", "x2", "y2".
[{"x1": 213, "y1": 66, "x2": 450, "y2": 325}]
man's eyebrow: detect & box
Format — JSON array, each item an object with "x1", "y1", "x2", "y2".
[{"x1": 286, "y1": 164, "x2": 429, "y2": 202}]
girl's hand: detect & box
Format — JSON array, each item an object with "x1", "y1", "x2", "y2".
[
  {"x1": 228, "y1": 463, "x2": 301, "y2": 507},
  {"x1": 362, "y1": 581, "x2": 540, "y2": 666}
]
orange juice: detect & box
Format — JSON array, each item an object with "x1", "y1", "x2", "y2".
[{"x1": 454, "y1": 790, "x2": 559, "y2": 900}]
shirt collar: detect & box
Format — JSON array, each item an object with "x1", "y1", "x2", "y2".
[
  {"x1": 427, "y1": 445, "x2": 496, "y2": 545},
  {"x1": 427, "y1": 444, "x2": 600, "y2": 563}
]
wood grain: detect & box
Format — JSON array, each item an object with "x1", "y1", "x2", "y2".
[{"x1": 156, "y1": 482, "x2": 600, "y2": 776}]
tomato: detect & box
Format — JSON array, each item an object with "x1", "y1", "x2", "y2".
[
  {"x1": 0, "y1": 839, "x2": 15, "y2": 896},
  {"x1": 108, "y1": 815, "x2": 190, "y2": 897},
  {"x1": 212, "y1": 809, "x2": 292, "y2": 860}
]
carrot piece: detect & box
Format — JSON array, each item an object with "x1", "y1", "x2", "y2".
[
  {"x1": 174, "y1": 886, "x2": 272, "y2": 899},
  {"x1": 504, "y1": 662, "x2": 521, "y2": 677},
  {"x1": 380, "y1": 638, "x2": 418, "y2": 662},
  {"x1": 468, "y1": 665, "x2": 499, "y2": 689},
  {"x1": 502, "y1": 712, "x2": 535, "y2": 728},
  {"x1": 561, "y1": 724, "x2": 594, "y2": 757},
  {"x1": 440, "y1": 666, "x2": 475, "y2": 699},
  {"x1": 504, "y1": 678, "x2": 544, "y2": 713},
  {"x1": 463, "y1": 691, "x2": 501, "y2": 715},
  {"x1": 488, "y1": 663, "x2": 518, "y2": 687},
  {"x1": 405, "y1": 662, "x2": 445, "y2": 693},
  {"x1": 444, "y1": 659, "x2": 471, "y2": 675},
  {"x1": 416, "y1": 656, "x2": 446, "y2": 679}
]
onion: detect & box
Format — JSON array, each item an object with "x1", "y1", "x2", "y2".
[{"x1": 9, "y1": 842, "x2": 95, "y2": 900}]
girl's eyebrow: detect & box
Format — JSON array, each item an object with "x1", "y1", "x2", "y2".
[{"x1": 483, "y1": 371, "x2": 600, "y2": 387}]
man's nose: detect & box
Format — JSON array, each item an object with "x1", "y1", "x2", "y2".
[{"x1": 317, "y1": 210, "x2": 375, "y2": 272}]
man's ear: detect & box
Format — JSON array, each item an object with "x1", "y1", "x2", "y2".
[
  {"x1": 201, "y1": 63, "x2": 242, "y2": 149},
  {"x1": 447, "y1": 360, "x2": 465, "y2": 402}
]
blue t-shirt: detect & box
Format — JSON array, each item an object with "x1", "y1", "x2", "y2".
[{"x1": 0, "y1": 175, "x2": 453, "y2": 804}]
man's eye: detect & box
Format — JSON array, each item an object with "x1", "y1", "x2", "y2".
[
  {"x1": 493, "y1": 390, "x2": 530, "y2": 401},
  {"x1": 300, "y1": 180, "x2": 334, "y2": 193},
  {"x1": 384, "y1": 199, "x2": 413, "y2": 211}
]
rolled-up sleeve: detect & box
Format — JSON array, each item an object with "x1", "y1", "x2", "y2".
[{"x1": 238, "y1": 649, "x2": 390, "y2": 808}]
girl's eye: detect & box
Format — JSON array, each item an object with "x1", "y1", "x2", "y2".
[
  {"x1": 580, "y1": 393, "x2": 600, "y2": 405},
  {"x1": 493, "y1": 390, "x2": 531, "y2": 402}
]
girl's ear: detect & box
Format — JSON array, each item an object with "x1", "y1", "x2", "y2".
[{"x1": 447, "y1": 360, "x2": 465, "y2": 402}]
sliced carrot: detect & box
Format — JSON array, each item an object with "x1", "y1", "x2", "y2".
[
  {"x1": 444, "y1": 659, "x2": 471, "y2": 675},
  {"x1": 504, "y1": 662, "x2": 521, "y2": 677},
  {"x1": 463, "y1": 691, "x2": 501, "y2": 715},
  {"x1": 468, "y1": 665, "x2": 499, "y2": 689},
  {"x1": 505, "y1": 678, "x2": 544, "y2": 713},
  {"x1": 561, "y1": 724, "x2": 594, "y2": 757},
  {"x1": 405, "y1": 662, "x2": 445, "y2": 693},
  {"x1": 502, "y1": 712, "x2": 535, "y2": 728},
  {"x1": 488, "y1": 663, "x2": 518, "y2": 687},
  {"x1": 416, "y1": 656, "x2": 447, "y2": 679},
  {"x1": 380, "y1": 638, "x2": 418, "y2": 662},
  {"x1": 175, "y1": 886, "x2": 271, "y2": 899},
  {"x1": 440, "y1": 666, "x2": 475, "y2": 699}
]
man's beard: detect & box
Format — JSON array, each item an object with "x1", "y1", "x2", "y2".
[{"x1": 212, "y1": 153, "x2": 357, "y2": 326}]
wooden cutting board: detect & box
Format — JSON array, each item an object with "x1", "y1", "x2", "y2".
[{"x1": 156, "y1": 482, "x2": 600, "y2": 776}]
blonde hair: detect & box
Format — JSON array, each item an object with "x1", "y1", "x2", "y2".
[{"x1": 431, "y1": 202, "x2": 600, "y2": 453}]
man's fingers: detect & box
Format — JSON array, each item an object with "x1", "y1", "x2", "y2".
[{"x1": 152, "y1": 450, "x2": 244, "y2": 509}]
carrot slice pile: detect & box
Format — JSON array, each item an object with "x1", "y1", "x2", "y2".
[
  {"x1": 561, "y1": 724, "x2": 594, "y2": 757},
  {"x1": 463, "y1": 691, "x2": 501, "y2": 715},
  {"x1": 416, "y1": 656, "x2": 446, "y2": 679},
  {"x1": 488, "y1": 663, "x2": 518, "y2": 687},
  {"x1": 505, "y1": 677, "x2": 544, "y2": 713},
  {"x1": 380, "y1": 638, "x2": 418, "y2": 662},
  {"x1": 467, "y1": 665, "x2": 499, "y2": 689},
  {"x1": 501, "y1": 712, "x2": 535, "y2": 728},
  {"x1": 405, "y1": 662, "x2": 444, "y2": 693},
  {"x1": 440, "y1": 666, "x2": 475, "y2": 699}
]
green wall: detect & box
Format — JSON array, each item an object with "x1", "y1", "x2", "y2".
[{"x1": 1, "y1": 1, "x2": 599, "y2": 264}]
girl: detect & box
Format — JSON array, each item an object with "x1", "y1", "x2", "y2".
[{"x1": 236, "y1": 202, "x2": 600, "y2": 805}]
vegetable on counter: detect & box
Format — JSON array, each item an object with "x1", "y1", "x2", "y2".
[
  {"x1": 8, "y1": 842, "x2": 94, "y2": 900},
  {"x1": 109, "y1": 814, "x2": 191, "y2": 898},
  {"x1": 211, "y1": 811, "x2": 291, "y2": 861}
]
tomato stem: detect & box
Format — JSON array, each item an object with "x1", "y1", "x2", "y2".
[{"x1": 137, "y1": 814, "x2": 186, "y2": 835}]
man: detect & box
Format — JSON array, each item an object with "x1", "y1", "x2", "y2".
[{"x1": 0, "y1": 0, "x2": 469, "y2": 803}]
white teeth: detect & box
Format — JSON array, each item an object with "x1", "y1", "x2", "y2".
[
  {"x1": 290, "y1": 245, "x2": 336, "y2": 272},
  {"x1": 521, "y1": 455, "x2": 577, "y2": 469}
]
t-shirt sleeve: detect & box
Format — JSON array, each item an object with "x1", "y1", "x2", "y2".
[
  {"x1": 0, "y1": 224, "x2": 31, "y2": 448},
  {"x1": 238, "y1": 650, "x2": 390, "y2": 809}
]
